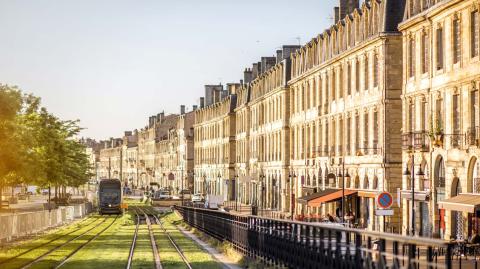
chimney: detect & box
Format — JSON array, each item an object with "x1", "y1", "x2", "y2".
[
  {"x1": 180, "y1": 105, "x2": 185, "y2": 115},
  {"x1": 200, "y1": 97, "x2": 205, "y2": 108},
  {"x1": 192, "y1": 105, "x2": 198, "y2": 111},
  {"x1": 276, "y1": 50, "x2": 283, "y2": 63},
  {"x1": 280, "y1": 45, "x2": 301, "y2": 61},
  {"x1": 158, "y1": 112, "x2": 165, "y2": 123},
  {"x1": 244, "y1": 68, "x2": 253, "y2": 84},
  {"x1": 334, "y1": 6, "x2": 340, "y2": 23},
  {"x1": 252, "y1": 63, "x2": 260, "y2": 79},
  {"x1": 148, "y1": 116, "x2": 154, "y2": 127},
  {"x1": 339, "y1": 0, "x2": 359, "y2": 19},
  {"x1": 261, "y1": 57, "x2": 276, "y2": 73}
]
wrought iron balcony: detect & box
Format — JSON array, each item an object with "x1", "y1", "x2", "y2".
[
  {"x1": 413, "y1": 131, "x2": 429, "y2": 152},
  {"x1": 402, "y1": 132, "x2": 413, "y2": 150},
  {"x1": 467, "y1": 127, "x2": 480, "y2": 146},
  {"x1": 445, "y1": 133, "x2": 465, "y2": 149}
]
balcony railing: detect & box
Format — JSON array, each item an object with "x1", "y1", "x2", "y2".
[
  {"x1": 445, "y1": 133, "x2": 465, "y2": 149},
  {"x1": 402, "y1": 132, "x2": 413, "y2": 150},
  {"x1": 413, "y1": 132, "x2": 429, "y2": 152},
  {"x1": 467, "y1": 127, "x2": 480, "y2": 146}
]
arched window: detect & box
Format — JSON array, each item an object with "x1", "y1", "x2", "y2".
[
  {"x1": 473, "y1": 159, "x2": 480, "y2": 193},
  {"x1": 364, "y1": 176, "x2": 370, "y2": 189}
]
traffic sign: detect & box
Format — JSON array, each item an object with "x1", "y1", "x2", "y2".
[
  {"x1": 375, "y1": 209, "x2": 394, "y2": 216},
  {"x1": 377, "y1": 192, "x2": 393, "y2": 209}
]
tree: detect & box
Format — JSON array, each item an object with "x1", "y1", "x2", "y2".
[{"x1": 0, "y1": 84, "x2": 92, "y2": 203}]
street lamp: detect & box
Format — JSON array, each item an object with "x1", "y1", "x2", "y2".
[
  {"x1": 288, "y1": 170, "x2": 297, "y2": 219},
  {"x1": 403, "y1": 154, "x2": 424, "y2": 236},
  {"x1": 337, "y1": 163, "x2": 345, "y2": 223},
  {"x1": 202, "y1": 173, "x2": 207, "y2": 195},
  {"x1": 234, "y1": 174, "x2": 239, "y2": 211},
  {"x1": 217, "y1": 172, "x2": 221, "y2": 196},
  {"x1": 259, "y1": 171, "x2": 266, "y2": 214}
]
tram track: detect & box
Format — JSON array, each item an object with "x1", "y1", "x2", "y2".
[
  {"x1": 125, "y1": 207, "x2": 140, "y2": 269},
  {"x1": 128, "y1": 206, "x2": 162, "y2": 269},
  {"x1": 19, "y1": 216, "x2": 117, "y2": 269},
  {"x1": 143, "y1": 207, "x2": 193, "y2": 269},
  {"x1": 0, "y1": 216, "x2": 98, "y2": 266},
  {"x1": 54, "y1": 215, "x2": 119, "y2": 269}
]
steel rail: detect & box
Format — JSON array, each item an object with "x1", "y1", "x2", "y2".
[
  {"x1": 125, "y1": 207, "x2": 140, "y2": 269},
  {"x1": 20, "y1": 216, "x2": 109, "y2": 269},
  {"x1": 145, "y1": 207, "x2": 193, "y2": 269},
  {"x1": 55, "y1": 216, "x2": 119, "y2": 269},
  {"x1": 0, "y1": 216, "x2": 98, "y2": 265},
  {"x1": 136, "y1": 207, "x2": 162, "y2": 269}
]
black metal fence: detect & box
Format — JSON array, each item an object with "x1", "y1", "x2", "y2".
[{"x1": 176, "y1": 206, "x2": 454, "y2": 269}]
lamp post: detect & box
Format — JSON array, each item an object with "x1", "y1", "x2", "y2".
[
  {"x1": 234, "y1": 174, "x2": 239, "y2": 211},
  {"x1": 259, "y1": 171, "x2": 265, "y2": 215},
  {"x1": 217, "y1": 172, "x2": 221, "y2": 197},
  {"x1": 403, "y1": 153, "x2": 424, "y2": 236},
  {"x1": 288, "y1": 170, "x2": 297, "y2": 219},
  {"x1": 337, "y1": 160, "x2": 345, "y2": 223}
]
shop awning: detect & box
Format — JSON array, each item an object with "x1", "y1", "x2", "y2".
[
  {"x1": 438, "y1": 194, "x2": 480, "y2": 213},
  {"x1": 297, "y1": 188, "x2": 337, "y2": 205},
  {"x1": 308, "y1": 189, "x2": 358, "y2": 207}
]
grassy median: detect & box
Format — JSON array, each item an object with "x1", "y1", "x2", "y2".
[
  {"x1": 0, "y1": 216, "x2": 107, "y2": 269},
  {"x1": 0, "y1": 216, "x2": 97, "y2": 263},
  {"x1": 59, "y1": 213, "x2": 134, "y2": 269},
  {"x1": 159, "y1": 212, "x2": 223, "y2": 269}
]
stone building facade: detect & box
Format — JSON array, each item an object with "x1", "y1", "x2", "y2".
[
  {"x1": 400, "y1": 0, "x2": 480, "y2": 239},
  {"x1": 98, "y1": 138, "x2": 123, "y2": 180},
  {"x1": 194, "y1": 86, "x2": 237, "y2": 201},
  {"x1": 288, "y1": 0, "x2": 405, "y2": 231}
]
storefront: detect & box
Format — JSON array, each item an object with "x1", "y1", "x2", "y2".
[{"x1": 438, "y1": 193, "x2": 480, "y2": 240}]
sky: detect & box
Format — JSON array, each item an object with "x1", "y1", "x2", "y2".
[{"x1": 0, "y1": 0, "x2": 337, "y2": 140}]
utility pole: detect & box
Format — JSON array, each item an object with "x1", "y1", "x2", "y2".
[{"x1": 108, "y1": 157, "x2": 111, "y2": 179}]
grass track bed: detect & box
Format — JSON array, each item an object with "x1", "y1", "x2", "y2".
[
  {"x1": 28, "y1": 216, "x2": 117, "y2": 269},
  {"x1": 160, "y1": 212, "x2": 222, "y2": 269},
  {"x1": 60, "y1": 213, "x2": 134, "y2": 269},
  {"x1": 0, "y1": 216, "x2": 98, "y2": 263},
  {"x1": 0, "y1": 216, "x2": 108, "y2": 269}
]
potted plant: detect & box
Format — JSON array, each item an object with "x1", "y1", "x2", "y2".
[
  {"x1": 427, "y1": 117, "x2": 443, "y2": 147},
  {"x1": 433, "y1": 119, "x2": 444, "y2": 147}
]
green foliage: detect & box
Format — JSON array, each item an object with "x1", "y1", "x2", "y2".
[{"x1": 0, "y1": 84, "x2": 92, "y2": 194}]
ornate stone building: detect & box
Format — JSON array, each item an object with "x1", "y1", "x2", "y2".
[
  {"x1": 288, "y1": 0, "x2": 405, "y2": 231},
  {"x1": 98, "y1": 138, "x2": 123, "y2": 180},
  {"x1": 234, "y1": 81, "x2": 252, "y2": 205},
  {"x1": 176, "y1": 109, "x2": 195, "y2": 192},
  {"x1": 400, "y1": 0, "x2": 480, "y2": 239},
  {"x1": 246, "y1": 49, "x2": 298, "y2": 215},
  {"x1": 194, "y1": 86, "x2": 237, "y2": 201}
]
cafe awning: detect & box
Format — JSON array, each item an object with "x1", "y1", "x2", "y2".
[
  {"x1": 307, "y1": 189, "x2": 358, "y2": 208},
  {"x1": 438, "y1": 194, "x2": 480, "y2": 213},
  {"x1": 297, "y1": 188, "x2": 337, "y2": 205}
]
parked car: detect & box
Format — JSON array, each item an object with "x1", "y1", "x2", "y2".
[
  {"x1": 191, "y1": 193, "x2": 204, "y2": 203},
  {"x1": 179, "y1": 189, "x2": 192, "y2": 200},
  {"x1": 154, "y1": 190, "x2": 170, "y2": 199}
]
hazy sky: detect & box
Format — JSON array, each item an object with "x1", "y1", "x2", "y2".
[{"x1": 0, "y1": 0, "x2": 337, "y2": 139}]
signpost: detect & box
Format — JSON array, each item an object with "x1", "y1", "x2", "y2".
[
  {"x1": 376, "y1": 191, "x2": 394, "y2": 231},
  {"x1": 377, "y1": 192, "x2": 393, "y2": 209}
]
